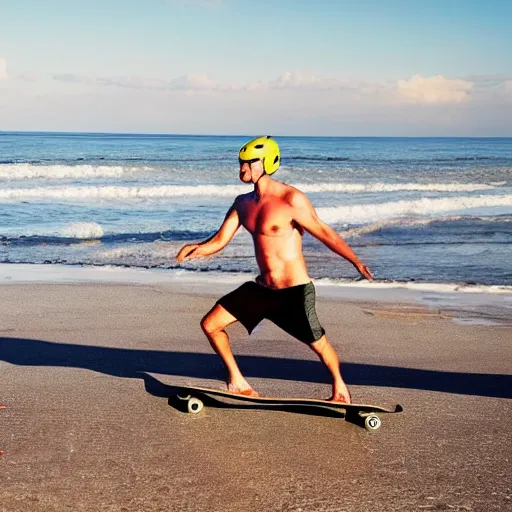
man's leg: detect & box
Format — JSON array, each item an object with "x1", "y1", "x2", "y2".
[
  {"x1": 310, "y1": 335, "x2": 352, "y2": 404},
  {"x1": 201, "y1": 304, "x2": 259, "y2": 396}
]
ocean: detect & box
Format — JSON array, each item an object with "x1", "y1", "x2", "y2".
[{"x1": 1, "y1": 132, "x2": 511, "y2": 289}]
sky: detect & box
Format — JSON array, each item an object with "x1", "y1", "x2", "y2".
[{"x1": 1, "y1": 0, "x2": 511, "y2": 136}]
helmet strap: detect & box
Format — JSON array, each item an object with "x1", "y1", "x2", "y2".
[
  {"x1": 253, "y1": 170, "x2": 264, "y2": 185},
  {"x1": 248, "y1": 158, "x2": 265, "y2": 184}
]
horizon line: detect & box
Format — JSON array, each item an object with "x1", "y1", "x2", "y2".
[{"x1": 1, "y1": 130, "x2": 512, "y2": 139}]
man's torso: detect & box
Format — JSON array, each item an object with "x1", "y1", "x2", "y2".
[{"x1": 234, "y1": 183, "x2": 310, "y2": 289}]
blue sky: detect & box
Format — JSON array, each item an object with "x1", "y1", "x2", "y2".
[{"x1": 1, "y1": 0, "x2": 511, "y2": 135}]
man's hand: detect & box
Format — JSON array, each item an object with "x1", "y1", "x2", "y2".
[
  {"x1": 175, "y1": 203, "x2": 241, "y2": 264},
  {"x1": 176, "y1": 244, "x2": 200, "y2": 263},
  {"x1": 354, "y1": 262, "x2": 374, "y2": 281}
]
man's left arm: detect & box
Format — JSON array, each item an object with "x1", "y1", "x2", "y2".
[{"x1": 291, "y1": 192, "x2": 374, "y2": 280}]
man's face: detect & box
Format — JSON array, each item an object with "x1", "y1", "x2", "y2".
[{"x1": 239, "y1": 158, "x2": 264, "y2": 184}]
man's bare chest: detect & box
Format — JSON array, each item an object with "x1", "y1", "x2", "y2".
[{"x1": 237, "y1": 199, "x2": 295, "y2": 237}]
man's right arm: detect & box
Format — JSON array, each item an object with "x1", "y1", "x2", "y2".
[{"x1": 176, "y1": 204, "x2": 241, "y2": 262}]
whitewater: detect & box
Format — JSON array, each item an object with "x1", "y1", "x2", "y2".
[{"x1": 1, "y1": 132, "x2": 511, "y2": 289}]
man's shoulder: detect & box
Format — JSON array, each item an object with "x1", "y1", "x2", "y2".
[
  {"x1": 235, "y1": 191, "x2": 253, "y2": 200},
  {"x1": 279, "y1": 183, "x2": 309, "y2": 206},
  {"x1": 233, "y1": 191, "x2": 253, "y2": 206}
]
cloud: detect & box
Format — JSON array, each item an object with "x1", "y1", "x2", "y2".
[
  {"x1": 499, "y1": 80, "x2": 512, "y2": 102},
  {"x1": 53, "y1": 71, "x2": 363, "y2": 94},
  {"x1": 97, "y1": 76, "x2": 168, "y2": 89},
  {"x1": 54, "y1": 73, "x2": 92, "y2": 84},
  {"x1": 168, "y1": 74, "x2": 217, "y2": 91},
  {"x1": 50, "y1": 70, "x2": 506, "y2": 108},
  {"x1": 464, "y1": 74, "x2": 512, "y2": 85},
  {"x1": 16, "y1": 70, "x2": 39, "y2": 82},
  {"x1": 53, "y1": 72, "x2": 221, "y2": 91},
  {"x1": 4, "y1": 79, "x2": 512, "y2": 136},
  {"x1": 0, "y1": 60, "x2": 38, "y2": 82},
  {"x1": 268, "y1": 71, "x2": 357, "y2": 91},
  {"x1": 397, "y1": 74, "x2": 473, "y2": 105},
  {"x1": 54, "y1": 74, "x2": 168, "y2": 89},
  {"x1": 0, "y1": 59, "x2": 9, "y2": 81}
]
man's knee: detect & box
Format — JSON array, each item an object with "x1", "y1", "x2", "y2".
[
  {"x1": 310, "y1": 335, "x2": 328, "y2": 354},
  {"x1": 200, "y1": 311, "x2": 216, "y2": 335},
  {"x1": 200, "y1": 305, "x2": 230, "y2": 336},
  {"x1": 201, "y1": 304, "x2": 237, "y2": 336}
]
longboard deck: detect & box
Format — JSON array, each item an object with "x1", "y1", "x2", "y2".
[
  {"x1": 176, "y1": 385, "x2": 402, "y2": 432},
  {"x1": 179, "y1": 385, "x2": 402, "y2": 414}
]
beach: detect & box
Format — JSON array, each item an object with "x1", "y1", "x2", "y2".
[
  {"x1": 3, "y1": 0, "x2": 512, "y2": 509},
  {"x1": 1, "y1": 265, "x2": 511, "y2": 512}
]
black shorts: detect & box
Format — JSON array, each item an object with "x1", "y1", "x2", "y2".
[{"x1": 216, "y1": 281, "x2": 325, "y2": 345}]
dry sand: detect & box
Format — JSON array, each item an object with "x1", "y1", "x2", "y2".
[{"x1": 0, "y1": 276, "x2": 511, "y2": 511}]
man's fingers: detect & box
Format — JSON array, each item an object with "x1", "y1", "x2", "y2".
[
  {"x1": 358, "y1": 264, "x2": 374, "y2": 280},
  {"x1": 363, "y1": 266, "x2": 374, "y2": 278},
  {"x1": 184, "y1": 246, "x2": 197, "y2": 259},
  {"x1": 364, "y1": 267, "x2": 375, "y2": 280},
  {"x1": 176, "y1": 247, "x2": 189, "y2": 262},
  {"x1": 177, "y1": 245, "x2": 198, "y2": 262}
]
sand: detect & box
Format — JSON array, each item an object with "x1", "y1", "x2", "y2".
[{"x1": 0, "y1": 268, "x2": 511, "y2": 511}]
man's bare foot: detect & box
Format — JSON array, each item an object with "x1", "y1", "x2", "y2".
[
  {"x1": 328, "y1": 393, "x2": 352, "y2": 404},
  {"x1": 227, "y1": 381, "x2": 260, "y2": 397},
  {"x1": 328, "y1": 383, "x2": 352, "y2": 404}
]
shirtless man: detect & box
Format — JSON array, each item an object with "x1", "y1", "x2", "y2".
[{"x1": 176, "y1": 136, "x2": 373, "y2": 403}]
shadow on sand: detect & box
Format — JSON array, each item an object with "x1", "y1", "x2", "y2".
[{"x1": 0, "y1": 336, "x2": 510, "y2": 400}]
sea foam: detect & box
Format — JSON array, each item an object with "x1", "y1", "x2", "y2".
[
  {"x1": 60, "y1": 222, "x2": 105, "y2": 239},
  {"x1": 0, "y1": 164, "x2": 149, "y2": 180},
  {"x1": 0, "y1": 182, "x2": 502, "y2": 201},
  {"x1": 317, "y1": 195, "x2": 512, "y2": 224}
]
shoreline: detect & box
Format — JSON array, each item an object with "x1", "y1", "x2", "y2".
[{"x1": 2, "y1": 262, "x2": 511, "y2": 326}]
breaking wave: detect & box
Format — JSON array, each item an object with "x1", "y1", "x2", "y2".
[
  {"x1": 60, "y1": 222, "x2": 105, "y2": 239},
  {"x1": 297, "y1": 182, "x2": 497, "y2": 193},
  {"x1": 0, "y1": 164, "x2": 151, "y2": 180},
  {"x1": 0, "y1": 182, "x2": 501, "y2": 200},
  {"x1": 317, "y1": 195, "x2": 512, "y2": 224}
]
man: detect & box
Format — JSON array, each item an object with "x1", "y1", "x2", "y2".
[{"x1": 176, "y1": 136, "x2": 373, "y2": 403}]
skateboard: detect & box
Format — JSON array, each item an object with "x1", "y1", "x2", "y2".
[{"x1": 176, "y1": 386, "x2": 402, "y2": 432}]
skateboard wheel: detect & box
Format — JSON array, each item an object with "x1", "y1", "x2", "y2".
[
  {"x1": 187, "y1": 398, "x2": 204, "y2": 414},
  {"x1": 177, "y1": 392, "x2": 192, "y2": 401},
  {"x1": 364, "y1": 414, "x2": 382, "y2": 432}
]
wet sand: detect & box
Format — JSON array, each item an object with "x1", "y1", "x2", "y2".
[{"x1": 0, "y1": 276, "x2": 511, "y2": 511}]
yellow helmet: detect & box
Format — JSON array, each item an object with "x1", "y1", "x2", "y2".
[{"x1": 238, "y1": 136, "x2": 280, "y2": 175}]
